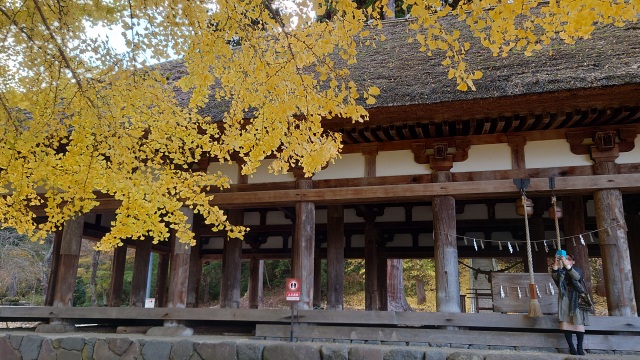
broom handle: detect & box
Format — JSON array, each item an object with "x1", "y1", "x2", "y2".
[
  {"x1": 552, "y1": 196, "x2": 561, "y2": 250},
  {"x1": 523, "y1": 194, "x2": 535, "y2": 285}
]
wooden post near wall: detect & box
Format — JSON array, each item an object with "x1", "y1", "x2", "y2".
[
  {"x1": 52, "y1": 215, "x2": 85, "y2": 308},
  {"x1": 433, "y1": 171, "x2": 461, "y2": 313},
  {"x1": 530, "y1": 200, "x2": 550, "y2": 273},
  {"x1": 187, "y1": 227, "x2": 202, "y2": 308},
  {"x1": 292, "y1": 178, "x2": 315, "y2": 310},
  {"x1": 220, "y1": 209, "x2": 244, "y2": 309},
  {"x1": 155, "y1": 253, "x2": 170, "y2": 307},
  {"x1": 129, "y1": 238, "x2": 152, "y2": 307},
  {"x1": 327, "y1": 205, "x2": 345, "y2": 310},
  {"x1": 108, "y1": 245, "x2": 127, "y2": 307},
  {"x1": 313, "y1": 256, "x2": 322, "y2": 309},
  {"x1": 248, "y1": 258, "x2": 264, "y2": 309},
  {"x1": 364, "y1": 218, "x2": 379, "y2": 311},
  {"x1": 562, "y1": 195, "x2": 593, "y2": 296},
  {"x1": 593, "y1": 156, "x2": 637, "y2": 316},
  {"x1": 44, "y1": 230, "x2": 63, "y2": 306},
  {"x1": 625, "y1": 198, "x2": 640, "y2": 315}
]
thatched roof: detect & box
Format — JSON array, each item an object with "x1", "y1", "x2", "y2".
[{"x1": 160, "y1": 17, "x2": 640, "y2": 123}]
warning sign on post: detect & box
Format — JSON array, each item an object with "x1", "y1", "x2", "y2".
[{"x1": 285, "y1": 278, "x2": 301, "y2": 302}]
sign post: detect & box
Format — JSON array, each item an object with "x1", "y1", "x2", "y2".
[{"x1": 285, "y1": 278, "x2": 301, "y2": 342}]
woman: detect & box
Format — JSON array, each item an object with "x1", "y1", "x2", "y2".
[{"x1": 551, "y1": 253, "x2": 590, "y2": 355}]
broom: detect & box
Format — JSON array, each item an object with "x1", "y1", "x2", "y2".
[{"x1": 514, "y1": 179, "x2": 544, "y2": 318}]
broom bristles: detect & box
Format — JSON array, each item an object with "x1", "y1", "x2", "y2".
[{"x1": 528, "y1": 299, "x2": 543, "y2": 318}]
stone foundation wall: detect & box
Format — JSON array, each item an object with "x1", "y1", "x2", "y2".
[{"x1": 1, "y1": 333, "x2": 638, "y2": 360}]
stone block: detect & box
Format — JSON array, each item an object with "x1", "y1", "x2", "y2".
[
  {"x1": 467, "y1": 345, "x2": 488, "y2": 350},
  {"x1": 487, "y1": 345, "x2": 515, "y2": 351},
  {"x1": 107, "y1": 337, "x2": 133, "y2": 356},
  {"x1": 142, "y1": 340, "x2": 173, "y2": 360},
  {"x1": 429, "y1": 343, "x2": 450, "y2": 348},
  {"x1": 484, "y1": 353, "x2": 563, "y2": 360},
  {"x1": 20, "y1": 334, "x2": 45, "y2": 360},
  {"x1": 320, "y1": 344, "x2": 348, "y2": 360},
  {"x1": 263, "y1": 342, "x2": 321, "y2": 360},
  {"x1": 37, "y1": 339, "x2": 56, "y2": 360},
  {"x1": 348, "y1": 346, "x2": 383, "y2": 360},
  {"x1": 35, "y1": 323, "x2": 76, "y2": 333},
  {"x1": 57, "y1": 349, "x2": 82, "y2": 360},
  {"x1": 237, "y1": 342, "x2": 265, "y2": 360},
  {"x1": 196, "y1": 341, "x2": 237, "y2": 360},
  {"x1": 407, "y1": 342, "x2": 430, "y2": 348},
  {"x1": 0, "y1": 336, "x2": 21, "y2": 360},
  {"x1": 445, "y1": 352, "x2": 483, "y2": 360},
  {"x1": 449, "y1": 344, "x2": 469, "y2": 349},
  {"x1": 171, "y1": 339, "x2": 194, "y2": 360},
  {"x1": 93, "y1": 339, "x2": 119, "y2": 360},
  {"x1": 146, "y1": 325, "x2": 193, "y2": 337},
  {"x1": 515, "y1": 346, "x2": 557, "y2": 353},
  {"x1": 383, "y1": 348, "x2": 425, "y2": 360},
  {"x1": 424, "y1": 349, "x2": 447, "y2": 360},
  {"x1": 381, "y1": 341, "x2": 407, "y2": 347},
  {"x1": 60, "y1": 337, "x2": 85, "y2": 351},
  {"x1": 365, "y1": 340, "x2": 382, "y2": 345},
  {"x1": 8, "y1": 334, "x2": 23, "y2": 350},
  {"x1": 121, "y1": 341, "x2": 142, "y2": 360}
]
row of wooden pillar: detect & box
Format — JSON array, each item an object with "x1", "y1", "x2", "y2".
[{"x1": 45, "y1": 184, "x2": 638, "y2": 317}]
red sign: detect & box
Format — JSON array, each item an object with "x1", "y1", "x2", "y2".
[{"x1": 285, "y1": 278, "x2": 301, "y2": 302}]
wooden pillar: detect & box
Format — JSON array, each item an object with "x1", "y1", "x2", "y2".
[
  {"x1": 52, "y1": 216, "x2": 85, "y2": 308},
  {"x1": 593, "y1": 159, "x2": 636, "y2": 316},
  {"x1": 364, "y1": 219, "x2": 379, "y2": 311},
  {"x1": 44, "y1": 230, "x2": 63, "y2": 306},
  {"x1": 562, "y1": 195, "x2": 593, "y2": 296},
  {"x1": 220, "y1": 209, "x2": 244, "y2": 308},
  {"x1": 292, "y1": 178, "x2": 315, "y2": 310},
  {"x1": 130, "y1": 238, "x2": 152, "y2": 307},
  {"x1": 432, "y1": 171, "x2": 460, "y2": 313},
  {"x1": 108, "y1": 245, "x2": 128, "y2": 307},
  {"x1": 248, "y1": 258, "x2": 264, "y2": 309},
  {"x1": 155, "y1": 253, "x2": 170, "y2": 307},
  {"x1": 313, "y1": 256, "x2": 322, "y2": 308},
  {"x1": 187, "y1": 235, "x2": 202, "y2": 308},
  {"x1": 530, "y1": 200, "x2": 549, "y2": 274},
  {"x1": 327, "y1": 205, "x2": 345, "y2": 310},
  {"x1": 166, "y1": 207, "x2": 194, "y2": 312},
  {"x1": 625, "y1": 199, "x2": 640, "y2": 315},
  {"x1": 377, "y1": 251, "x2": 388, "y2": 311}
]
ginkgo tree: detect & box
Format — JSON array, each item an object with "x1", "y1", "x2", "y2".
[{"x1": 0, "y1": 0, "x2": 637, "y2": 250}]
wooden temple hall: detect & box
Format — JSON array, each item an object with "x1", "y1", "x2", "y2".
[{"x1": 37, "y1": 19, "x2": 640, "y2": 327}]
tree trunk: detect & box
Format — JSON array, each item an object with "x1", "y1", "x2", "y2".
[
  {"x1": 416, "y1": 280, "x2": 426, "y2": 305},
  {"x1": 387, "y1": 259, "x2": 412, "y2": 311},
  {"x1": 90, "y1": 250, "x2": 100, "y2": 306}
]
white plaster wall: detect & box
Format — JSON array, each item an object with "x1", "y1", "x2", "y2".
[
  {"x1": 313, "y1": 153, "x2": 365, "y2": 180},
  {"x1": 344, "y1": 208, "x2": 365, "y2": 223},
  {"x1": 377, "y1": 207, "x2": 405, "y2": 222},
  {"x1": 243, "y1": 212, "x2": 261, "y2": 226},
  {"x1": 266, "y1": 211, "x2": 292, "y2": 225},
  {"x1": 413, "y1": 206, "x2": 433, "y2": 221},
  {"x1": 452, "y1": 144, "x2": 512, "y2": 172},
  {"x1": 457, "y1": 204, "x2": 488, "y2": 220},
  {"x1": 207, "y1": 162, "x2": 238, "y2": 184},
  {"x1": 261, "y1": 236, "x2": 285, "y2": 249},
  {"x1": 617, "y1": 137, "x2": 640, "y2": 164},
  {"x1": 386, "y1": 233, "x2": 413, "y2": 247},
  {"x1": 377, "y1": 150, "x2": 431, "y2": 176},
  {"x1": 525, "y1": 140, "x2": 592, "y2": 168},
  {"x1": 247, "y1": 159, "x2": 295, "y2": 184},
  {"x1": 495, "y1": 203, "x2": 519, "y2": 219},
  {"x1": 201, "y1": 236, "x2": 224, "y2": 250}
]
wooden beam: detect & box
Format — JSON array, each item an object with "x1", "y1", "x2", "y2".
[
  {"x1": 220, "y1": 209, "x2": 243, "y2": 309},
  {"x1": 129, "y1": 239, "x2": 152, "y2": 307},
  {"x1": 166, "y1": 208, "x2": 193, "y2": 311},
  {"x1": 44, "y1": 230, "x2": 62, "y2": 306},
  {"x1": 248, "y1": 258, "x2": 264, "y2": 309},
  {"x1": 208, "y1": 174, "x2": 640, "y2": 207},
  {"x1": 292, "y1": 179, "x2": 315, "y2": 310},
  {"x1": 326, "y1": 205, "x2": 345, "y2": 310}
]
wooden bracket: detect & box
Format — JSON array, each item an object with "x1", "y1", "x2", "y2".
[
  {"x1": 567, "y1": 128, "x2": 637, "y2": 162},
  {"x1": 411, "y1": 139, "x2": 471, "y2": 171}
]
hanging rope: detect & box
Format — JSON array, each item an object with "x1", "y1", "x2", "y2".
[
  {"x1": 521, "y1": 190, "x2": 543, "y2": 318},
  {"x1": 551, "y1": 195, "x2": 562, "y2": 250}
]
